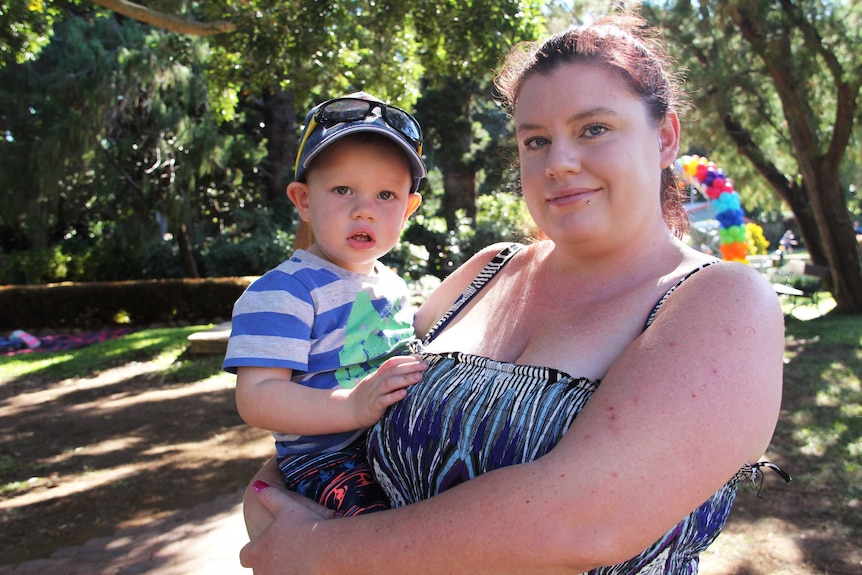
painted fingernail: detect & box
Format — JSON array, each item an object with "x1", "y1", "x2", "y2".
[{"x1": 252, "y1": 480, "x2": 270, "y2": 493}]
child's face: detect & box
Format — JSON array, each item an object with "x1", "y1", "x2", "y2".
[{"x1": 287, "y1": 138, "x2": 421, "y2": 275}]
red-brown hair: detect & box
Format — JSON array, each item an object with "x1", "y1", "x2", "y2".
[{"x1": 495, "y1": 12, "x2": 690, "y2": 236}]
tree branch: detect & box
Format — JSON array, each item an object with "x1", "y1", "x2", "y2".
[
  {"x1": 776, "y1": 0, "x2": 861, "y2": 167},
  {"x1": 720, "y1": 111, "x2": 799, "y2": 202},
  {"x1": 777, "y1": 0, "x2": 842, "y2": 87},
  {"x1": 99, "y1": 145, "x2": 143, "y2": 194},
  {"x1": 89, "y1": 0, "x2": 235, "y2": 36},
  {"x1": 728, "y1": 4, "x2": 820, "y2": 161}
]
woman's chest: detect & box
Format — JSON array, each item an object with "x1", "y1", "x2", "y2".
[{"x1": 424, "y1": 288, "x2": 652, "y2": 380}]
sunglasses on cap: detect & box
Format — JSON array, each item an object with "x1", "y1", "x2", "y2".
[{"x1": 294, "y1": 97, "x2": 424, "y2": 175}]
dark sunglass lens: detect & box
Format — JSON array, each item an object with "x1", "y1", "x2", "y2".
[
  {"x1": 386, "y1": 108, "x2": 421, "y2": 141},
  {"x1": 320, "y1": 99, "x2": 372, "y2": 123}
]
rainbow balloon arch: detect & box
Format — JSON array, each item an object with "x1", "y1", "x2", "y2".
[{"x1": 677, "y1": 155, "x2": 749, "y2": 263}]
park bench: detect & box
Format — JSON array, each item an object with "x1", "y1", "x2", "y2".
[
  {"x1": 187, "y1": 321, "x2": 231, "y2": 354},
  {"x1": 770, "y1": 259, "x2": 828, "y2": 308}
]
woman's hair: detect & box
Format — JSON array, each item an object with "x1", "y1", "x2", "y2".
[{"x1": 495, "y1": 12, "x2": 690, "y2": 236}]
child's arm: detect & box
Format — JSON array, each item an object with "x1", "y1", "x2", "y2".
[{"x1": 235, "y1": 355, "x2": 427, "y2": 436}]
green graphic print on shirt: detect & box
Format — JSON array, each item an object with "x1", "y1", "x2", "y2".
[{"x1": 336, "y1": 291, "x2": 412, "y2": 389}]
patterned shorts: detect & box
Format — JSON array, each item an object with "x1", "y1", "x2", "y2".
[{"x1": 278, "y1": 440, "x2": 389, "y2": 516}]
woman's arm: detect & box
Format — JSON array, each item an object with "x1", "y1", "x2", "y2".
[{"x1": 241, "y1": 262, "x2": 784, "y2": 574}]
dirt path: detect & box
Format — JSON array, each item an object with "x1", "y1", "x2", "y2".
[{"x1": 2, "y1": 357, "x2": 860, "y2": 572}]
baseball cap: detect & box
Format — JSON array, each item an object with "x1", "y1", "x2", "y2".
[{"x1": 293, "y1": 92, "x2": 426, "y2": 193}]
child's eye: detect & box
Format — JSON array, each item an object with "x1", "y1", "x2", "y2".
[
  {"x1": 378, "y1": 190, "x2": 395, "y2": 200},
  {"x1": 522, "y1": 135, "x2": 550, "y2": 150},
  {"x1": 583, "y1": 123, "x2": 610, "y2": 138},
  {"x1": 334, "y1": 186, "x2": 352, "y2": 196}
]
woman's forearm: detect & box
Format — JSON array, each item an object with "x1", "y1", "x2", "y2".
[{"x1": 245, "y1": 459, "x2": 604, "y2": 575}]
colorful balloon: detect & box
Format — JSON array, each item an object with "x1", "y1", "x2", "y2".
[{"x1": 678, "y1": 155, "x2": 749, "y2": 263}]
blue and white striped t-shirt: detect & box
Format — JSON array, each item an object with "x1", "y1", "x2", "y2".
[{"x1": 223, "y1": 250, "x2": 415, "y2": 458}]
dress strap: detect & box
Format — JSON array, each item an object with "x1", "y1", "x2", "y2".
[
  {"x1": 419, "y1": 243, "x2": 525, "y2": 347},
  {"x1": 642, "y1": 260, "x2": 720, "y2": 331}
]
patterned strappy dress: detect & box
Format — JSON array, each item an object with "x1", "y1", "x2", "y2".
[{"x1": 367, "y1": 243, "x2": 776, "y2": 574}]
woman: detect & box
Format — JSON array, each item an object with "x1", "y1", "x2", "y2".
[{"x1": 240, "y1": 13, "x2": 785, "y2": 574}]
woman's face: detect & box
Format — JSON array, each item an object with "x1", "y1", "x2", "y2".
[{"x1": 513, "y1": 61, "x2": 677, "y2": 247}]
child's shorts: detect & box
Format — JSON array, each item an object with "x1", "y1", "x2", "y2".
[{"x1": 278, "y1": 440, "x2": 389, "y2": 516}]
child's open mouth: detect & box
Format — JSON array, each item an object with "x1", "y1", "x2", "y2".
[{"x1": 350, "y1": 232, "x2": 372, "y2": 243}]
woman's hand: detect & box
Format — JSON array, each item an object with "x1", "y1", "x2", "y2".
[{"x1": 240, "y1": 467, "x2": 334, "y2": 574}]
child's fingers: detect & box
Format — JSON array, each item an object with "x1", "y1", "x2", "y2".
[{"x1": 378, "y1": 354, "x2": 428, "y2": 371}]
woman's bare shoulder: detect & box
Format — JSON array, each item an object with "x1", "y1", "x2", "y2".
[
  {"x1": 414, "y1": 242, "x2": 524, "y2": 338},
  {"x1": 672, "y1": 258, "x2": 781, "y2": 314}
]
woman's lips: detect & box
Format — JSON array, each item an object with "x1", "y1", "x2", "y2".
[{"x1": 547, "y1": 188, "x2": 597, "y2": 207}]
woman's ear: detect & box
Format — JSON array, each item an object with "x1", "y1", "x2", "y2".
[
  {"x1": 286, "y1": 182, "x2": 312, "y2": 222},
  {"x1": 658, "y1": 109, "x2": 681, "y2": 169}
]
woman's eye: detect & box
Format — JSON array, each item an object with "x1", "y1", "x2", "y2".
[
  {"x1": 523, "y1": 135, "x2": 549, "y2": 150},
  {"x1": 584, "y1": 123, "x2": 610, "y2": 138},
  {"x1": 334, "y1": 186, "x2": 352, "y2": 196},
  {"x1": 378, "y1": 190, "x2": 395, "y2": 200}
]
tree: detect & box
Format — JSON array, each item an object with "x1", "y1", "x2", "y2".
[
  {"x1": 0, "y1": 10, "x2": 266, "y2": 280},
  {"x1": 92, "y1": 0, "x2": 548, "y2": 243},
  {"x1": 0, "y1": 0, "x2": 63, "y2": 66},
  {"x1": 0, "y1": 10, "x2": 131, "y2": 251},
  {"x1": 645, "y1": 0, "x2": 862, "y2": 314},
  {"x1": 4, "y1": 0, "x2": 662, "y2": 282},
  {"x1": 90, "y1": 0, "x2": 428, "y2": 250},
  {"x1": 411, "y1": 0, "x2": 544, "y2": 229}
]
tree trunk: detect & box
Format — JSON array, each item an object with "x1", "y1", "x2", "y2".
[
  {"x1": 723, "y1": 3, "x2": 862, "y2": 314},
  {"x1": 90, "y1": 0, "x2": 235, "y2": 36},
  {"x1": 176, "y1": 221, "x2": 200, "y2": 278},
  {"x1": 260, "y1": 89, "x2": 298, "y2": 207},
  {"x1": 441, "y1": 159, "x2": 477, "y2": 230},
  {"x1": 798, "y1": 167, "x2": 862, "y2": 313},
  {"x1": 416, "y1": 80, "x2": 479, "y2": 231}
]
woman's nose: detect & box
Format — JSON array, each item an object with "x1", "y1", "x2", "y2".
[{"x1": 545, "y1": 142, "x2": 581, "y2": 178}]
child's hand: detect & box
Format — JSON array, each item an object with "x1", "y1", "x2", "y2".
[{"x1": 346, "y1": 355, "x2": 426, "y2": 428}]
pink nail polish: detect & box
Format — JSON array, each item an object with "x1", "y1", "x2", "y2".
[{"x1": 252, "y1": 480, "x2": 270, "y2": 492}]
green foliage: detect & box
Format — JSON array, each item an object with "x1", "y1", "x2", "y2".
[
  {"x1": 413, "y1": 0, "x2": 546, "y2": 82},
  {"x1": 0, "y1": 237, "x2": 190, "y2": 283},
  {"x1": 0, "y1": 9, "x2": 277, "y2": 281},
  {"x1": 0, "y1": 0, "x2": 63, "y2": 66},
  {"x1": 474, "y1": 192, "x2": 534, "y2": 246},
  {"x1": 0, "y1": 454, "x2": 18, "y2": 476},
  {"x1": 203, "y1": 0, "x2": 425, "y2": 116},
  {"x1": 389, "y1": 191, "x2": 532, "y2": 279},
  {"x1": 0, "y1": 246, "x2": 66, "y2": 284},
  {"x1": 787, "y1": 273, "x2": 823, "y2": 295},
  {"x1": 202, "y1": 227, "x2": 295, "y2": 277}
]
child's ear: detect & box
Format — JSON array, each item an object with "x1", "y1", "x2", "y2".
[
  {"x1": 403, "y1": 193, "x2": 422, "y2": 223},
  {"x1": 286, "y1": 182, "x2": 312, "y2": 222}
]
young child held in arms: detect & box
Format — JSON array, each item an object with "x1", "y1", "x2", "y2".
[{"x1": 224, "y1": 92, "x2": 428, "y2": 516}]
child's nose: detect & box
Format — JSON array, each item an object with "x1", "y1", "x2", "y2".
[{"x1": 351, "y1": 197, "x2": 376, "y2": 220}]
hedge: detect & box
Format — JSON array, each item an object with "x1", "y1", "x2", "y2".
[{"x1": 0, "y1": 277, "x2": 255, "y2": 331}]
